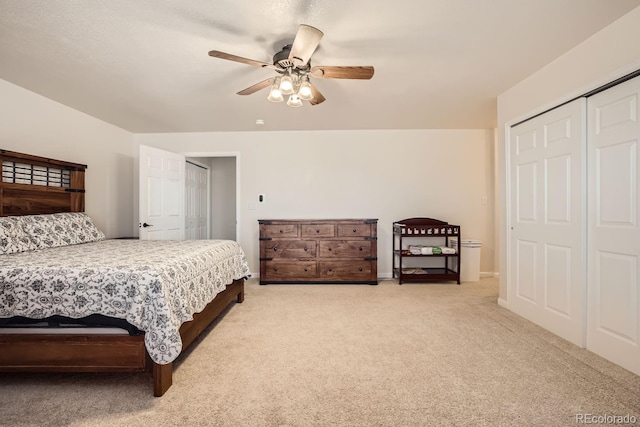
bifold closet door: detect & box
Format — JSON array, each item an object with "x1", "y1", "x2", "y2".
[
  {"x1": 509, "y1": 98, "x2": 586, "y2": 346},
  {"x1": 587, "y1": 76, "x2": 640, "y2": 375},
  {"x1": 185, "y1": 162, "x2": 209, "y2": 240}
]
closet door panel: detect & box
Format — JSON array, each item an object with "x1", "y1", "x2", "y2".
[
  {"x1": 509, "y1": 98, "x2": 586, "y2": 346},
  {"x1": 587, "y1": 76, "x2": 640, "y2": 375}
]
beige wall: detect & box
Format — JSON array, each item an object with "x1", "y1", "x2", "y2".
[
  {"x1": 0, "y1": 79, "x2": 135, "y2": 238},
  {"x1": 497, "y1": 6, "x2": 640, "y2": 304},
  {"x1": 1, "y1": 76, "x2": 496, "y2": 280},
  {"x1": 135, "y1": 129, "x2": 496, "y2": 278}
]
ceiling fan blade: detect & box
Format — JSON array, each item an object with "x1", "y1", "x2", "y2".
[
  {"x1": 237, "y1": 78, "x2": 275, "y2": 95},
  {"x1": 309, "y1": 83, "x2": 326, "y2": 106},
  {"x1": 209, "y1": 50, "x2": 277, "y2": 70},
  {"x1": 311, "y1": 66, "x2": 374, "y2": 80},
  {"x1": 288, "y1": 24, "x2": 324, "y2": 67}
]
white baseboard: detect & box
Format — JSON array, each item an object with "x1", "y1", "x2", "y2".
[
  {"x1": 480, "y1": 271, "x2": 497, "y2": 278},
  {"x1": 497, "y1": 298, "x2": 508, "y2": 308}
]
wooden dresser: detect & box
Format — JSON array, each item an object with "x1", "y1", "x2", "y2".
[{"x1": 259, "y1": 219, "x2": 378, "y2": 285}]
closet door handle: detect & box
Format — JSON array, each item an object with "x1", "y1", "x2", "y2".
[{"x1": 142, "y1": 222, "x2": 153, "y2": 228}]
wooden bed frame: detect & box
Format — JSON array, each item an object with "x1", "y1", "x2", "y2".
[{"x1": 0, "y1": 149, "x2": 245, "y2": 396}]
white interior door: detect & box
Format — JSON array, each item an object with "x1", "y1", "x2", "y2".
[
  {"x1": 587, "y1": 76, "x2": 640, "y2": 375},
  {"x1": 185, "y1": 161, "x2": 209, "y2": 239},
  {"x1": 139, "y1": 145, "x2": 185, "y2": 240},
  {"x1": 509, "y1": 98, "x2": 586, "y2": 346}
]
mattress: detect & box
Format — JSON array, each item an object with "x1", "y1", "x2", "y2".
[{"x1": 0, "y1": 239, "x2": 250, "y2": 363}]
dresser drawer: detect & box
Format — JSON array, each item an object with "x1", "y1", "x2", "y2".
[
  {"x1": 262, "y1": 240, "x2": 316, "y2": 258},
  {"x1": 319, "y1": 261, "x2": 374, "y2": 280},
  {"x1": 262, "y1": 224, "x2": 299, "y2": 238},
  {"x1": 337, "y1": 224, "x2": 372, "y2": 237},
  {"x1": 319, "y1": 240, "x2": 372, "y2": 258},
  {"x1": 301, "y1": 223, "x2": 335, "y2": 238},
  {"x1": 263, "y1": 261, "x2": 317, "y2": 279}
]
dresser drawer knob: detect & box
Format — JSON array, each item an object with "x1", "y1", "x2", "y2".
[
  {"x1": 273, "y1": 246, "x2": 278, "y2": 251},
  {"x1": 359, "y1": 247, "x2": 363, "y2": 251},
  {"x1": 328, "y1": 268, "x2": 333, "y2": 272},
  {"x1": 304, "y1": 247, "x2": 308, "y2": 251},
  {"x1": 353, "y1": 229, "x2": 357, "y2": 233},
  {"x1": 328, "y1": 247, "x2": 332, "y2": 251},
  {"x1": 304, "y1": 268, "x2": 308, "y2": 272},
  {"x1": 359, "y1": 268, "x2": 363, "y2": 272},
  {"x1": 274, "y1": 267, "x2": 278, "y2": 271},
  {"x1": 316, "y1": 229, "x2": 320, "y2": 233},
  {"x1": 279, "y1": 229, "x2": 284, "y2": 233}
]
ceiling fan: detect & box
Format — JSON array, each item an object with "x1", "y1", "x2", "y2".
[{"x1": 208, "y1": 24, "x2": 374, "y2": 107}]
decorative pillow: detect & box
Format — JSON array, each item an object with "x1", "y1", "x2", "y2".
[
  {"x1": 20, "y1": 212, "x2": 106, "y2": 249},
  {"x1": 0, "y1": 216, "x2": 38, "y2": 254}
]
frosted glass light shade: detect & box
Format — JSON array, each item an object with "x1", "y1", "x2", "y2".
[
  {"x1": 287, "y1": 94, "x2": 303, "y2": 107},
  {"x1": 267, "y1": 77, "x2": 283, "y2": 102},
  {"x1": 298, "y1": 80, "x2": 313, "y2": 100},
  {"x1": 267, "y1": 86, "x2": 283, "y2": 103},
  {"x1": 280, "y1": 74, "x2": 294, "y2": 95}
]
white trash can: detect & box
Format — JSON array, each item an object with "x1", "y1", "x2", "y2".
[{"x1": 449, "y1": 238, "x2": 482, "y2": 282}]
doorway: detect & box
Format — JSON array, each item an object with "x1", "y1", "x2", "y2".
[{"x1": 186, "y1": 153, "x2": 239, "y2": 241}]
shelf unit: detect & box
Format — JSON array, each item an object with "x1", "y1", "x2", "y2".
[{"x1": 392, "y1": 217, "x2": 461, "y2": 284}]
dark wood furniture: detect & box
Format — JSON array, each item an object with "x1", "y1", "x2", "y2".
[
  {"x1": 0, "y1": 149, "x2": 86, "y2": 215},
  {"x1": 259, "y1": 219, "x2": 378, "y2": 285},
  {"x1": 392, "y1": 217, "x2": 461, "y2": 284},
  {"x1": 0, "y1": 149, "x2": 245, "y2": 396}
]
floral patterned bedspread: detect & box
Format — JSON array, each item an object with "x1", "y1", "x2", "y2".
[{"x1": 0, "y1": 239, "x2": 250, "y2": 364}]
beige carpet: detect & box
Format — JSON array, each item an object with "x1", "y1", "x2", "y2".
[{"x1": 1, "y1": 277, "x2": 639, "y2": 427}]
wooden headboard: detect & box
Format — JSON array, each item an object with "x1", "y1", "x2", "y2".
[{"x1": 0, "y1": 150, "x2": 86, "y2": 216}]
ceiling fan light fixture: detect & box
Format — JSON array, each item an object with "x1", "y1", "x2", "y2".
[
  {"x1": 267, "y1": 77, "x2": 284, "y2": 102},
  {"x1": 280, "y1": 72, "x2": 295, "y2": 95},
  {"x1": 287, "y1": 94, "x2": 303, "y2": 107},
  {"x1": 298, "y1": 78, "x2": 313, "y2": 101}
]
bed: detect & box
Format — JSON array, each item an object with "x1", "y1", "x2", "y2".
[{"x1": 0, "y1": 149, "x2": 250, "y2": 396}]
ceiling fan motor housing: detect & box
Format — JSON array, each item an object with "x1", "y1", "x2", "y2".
[{"x1": 273, "y1": 45, "x2": 309, "y2": 71}]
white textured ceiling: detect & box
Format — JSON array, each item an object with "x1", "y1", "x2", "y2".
[{"x1": 1, "y1": 0, "x2": 639, "y2": 133}]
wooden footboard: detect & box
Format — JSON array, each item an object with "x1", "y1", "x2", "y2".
[
  {"x1": 0, "y1": 279, "x2": 245, "y2": 397},
  {"x1": 152, "y1": 278, "x2": 245, "y2": 396}
]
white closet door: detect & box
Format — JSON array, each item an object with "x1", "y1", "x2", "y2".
[
  {"x1": 509, "y1": 98, "x2": 586, "y2": 346},
  {"x1": 185, "y1": 162, "x2": 209, "y2": 240},
  {"x1": 587, "y1": 76, "x2": 640, "y2": 375}
]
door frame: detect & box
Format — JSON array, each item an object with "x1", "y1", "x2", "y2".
[{"x1": 183, "y1": 151, "x2": 241, "y2": 241}]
